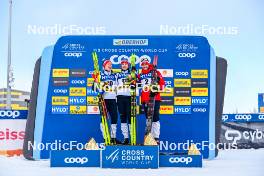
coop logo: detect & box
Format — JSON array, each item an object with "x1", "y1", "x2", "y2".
[
  {"x1": 106, "y1": 149, "x2": 119, "y2": 163},
  {"x1": 178, "y1": 53, "x2": 196, "y2": 58},
  {"x1": 258, "y1": 115, "x2": 264, "y2": 120},
  {"x1": 110, "y1": 54, "x2": 151, "y2": 65},
  {"x1": 0, "y1": 110, "x2": 20, "y2": 119},
  {"x1": 64, "y1": 52, "x2": 82, "y2": 58},
  {"x1": 175, "y1": 72, "x2": 189, "y2": 77},
  {"x1": 113, "y1": 39, "x2": 148, "y2": 46},
  {"x1": 64, "y1": 157, "x2": 88, "y2": 164},
  {"x1": 222, "y1": 115, "x2": 229, "y2": 121},
  {"x1": 70, "y1": 79, "x2": 86, "y2": 86},
  {"x1": 235, "y1": 114, "x2": 252, "y2": 121},
  {"x1": 193, "y1": 108, "x2": 207, "y2": 113},
  {"x1": 169, "y1": 157, "x2": 192, "y2": 164},
  {"x1": 53, "y1": 89, "x2": 68, "y2": 94},
  {"x1": 225, "y1": 129, "x2": 264, "y2": 143}
]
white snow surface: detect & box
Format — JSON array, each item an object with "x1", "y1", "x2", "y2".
[{"x1": 0, "y1": 149, "x2": 263, "y2": 176}]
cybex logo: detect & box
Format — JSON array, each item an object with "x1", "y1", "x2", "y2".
[
  {"x1": 64, "y1": 52, "x2": 82, "y2": 58},
  {"x1": 64, "y1": 157, "x2": 88, "y2": 164},
  {"x1": 178, "y1": 53, "x2": 196, "y2": 58},
  {"x1": 169, "y1": 157, "x2": 192, "y2": 164},
  {"x1": 0, "y1": 110, "x2": 20, "y2": 119},
  {"x1": 110, "y1": 55, "x2": 151, "y2": 65}
]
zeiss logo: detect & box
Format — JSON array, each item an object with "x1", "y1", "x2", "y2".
[
  {"x1": 113, "y1": 39, "x2": 148, "y2": 46},
  {"x1": 64, "y1": 157, "x2": 88, "y2": 164},
  {"x1": 169, "y1": 157, "x2": 192, "y2": 164},
  {"x1": 235, "y1": 114, "x2": 252, "y2": 121},
  {"x1": 64, "y1": 52, "x2": 82, "y2": 58},
  {"x1": 178, "y1": 53, "x2": 196, "y2": 58},
  {"x1": 0, "y1": 110, "x2": 20, "y2": 119}
]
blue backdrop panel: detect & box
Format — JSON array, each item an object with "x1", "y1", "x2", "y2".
[{"x1": 32, "y1": 36, "x2": 216, "y2": 159}]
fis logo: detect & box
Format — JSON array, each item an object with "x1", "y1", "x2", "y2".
[
  {"x1": 106, "y1": 149, "x2": 119, "y2": 163},
  {"x1": 178, "y1": 53, "x2": 196, "y2": 58}
]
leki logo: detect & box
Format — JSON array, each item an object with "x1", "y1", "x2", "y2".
[{"x1": 106, "y1": 149, "x2": 119, "y2": 163}]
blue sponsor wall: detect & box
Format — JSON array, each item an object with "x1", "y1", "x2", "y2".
[{"x1": 32, "y1": 36, "x2": 216, "y2": 159}]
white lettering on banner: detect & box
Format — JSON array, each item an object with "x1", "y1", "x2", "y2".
[
  {"x1": 222, "y1": 115, "x2": 229, "y2": 121},
  {"x1": 169, "y1": 157, "x2": 192, "y2": 164},
  {"x1": 0, "y1": 111, "x2": 20, "y2": 119},
  {"x1": 258, "y1": 115, "x2": 264, "y2": 120},
  {"x1": 64, "y1": 52, "x2": 82, "y2": 58},
  {"x1": 69, "y1": 98, "x2": 85, "y2": 104},
  {"x1": 52, "y1": 107, "x2": 68, "y2": 113},
  {"x1": 106, "y1": 149, "x2": 119, "y2": 163},
  {"x1": 235, "y1": 114, "x2": 252, "y2": 121},
  {"x1": 225, "y1": 129, "x2": 264, "y2": 143},
  {"x1": 178, "y1": 53, "x2": 196, "y2": 58},
  {"x1": 175, "y1": 72, "x2": 189, "y2": 77},
  {"x1": 64, "y1": 157, "x2": 88, "y2": 164},
  {"x1": 192, "y1": 98, "x2": 208, "y2": 104},
  {"x1": 110, "y1": 55, "x2": 151, "y2": 65},
  {"x1": 193, "y1": 108, "x2": 207, "y2": 113},
  {"x1": 53, "y1": 89, "x2": 68, "y2": 94},
  {"x1": 71, "y1": 80, "x2": 85, "y2": 85}
]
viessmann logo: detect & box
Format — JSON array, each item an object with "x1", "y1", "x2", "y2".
[{"x1": 113, "y1": 39, "x2": 148, "y2": 46}]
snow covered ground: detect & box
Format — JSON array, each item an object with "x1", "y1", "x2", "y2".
[{"x1": 0, "y1": 149, "x2": 263, "y2": 176}]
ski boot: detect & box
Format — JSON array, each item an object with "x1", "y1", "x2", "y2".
[
  {"x1": 111, "y1": 138, "x2": 122, "y2": 145},
  {"x1": 122, "y1": 138, "x2": 130, "y2": 145}
]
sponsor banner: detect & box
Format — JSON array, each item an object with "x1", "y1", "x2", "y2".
[
  {"x1": 158, "y1": 69, "x2": 173, "y2": 78},
  {"x1": 221, "y1": 124, "x2": 264, "y2": 149},
  {"x1": 191, "y1": 88, "x2": 208, "y2": 96},
  {"x1": 174, "y1": 88, "x2": 191, "y2": 97},
  {"x1": 102, "y1": 146, "x2": 159, "y2": 169},
  {"x1": 258, "y1": 94, "x2": 264, "y2": 113},
  {"x1": 53, "y1": 88, "x2": 68, "y2": 95},
  {"x1": 0, "y1": 120, "x2": 26, "y2": 152},
  {"x1": 70, "y1": 69, "x2": 86, "y2": 77},
  {"x1": 191, "y1": 79, "x2": 208, "y2": 87},
  {"x1": 69, "y1": 97, "x2": 86, "y2": 105},
  {"x1": 69, "y1": 78, "x2": 87, "y2": 87},
  {"x1": 69, "y1": 87, "x2": 86, "y2": 96},
  {"x1": 159, "y1": 155, "x2": 202, "y2": 167},
  {"x1": 160, "y1": 106, "x2": 174, "y2": 114},
  {"x1": 174, "y1": 79, "x2": 191, "y2": 87},
  {"x1": 174, "y1": 106, "x2": 192, "y2": 114},
  {"x1": 87, "y1": 87, "x2": 98, "y2": 96},
  {"x1": 113, "y1": 39, "x2": 148, "y2": 46},
  {"x1": 52, "y1": 96, "x2": 69, "y2": 105},
  {"x1": 192, "y1": 97, "x2": 208, "y2": 105},
  {"x1": 87, "y1": 96, "x2": 99, "y2": 105},
  {"x1": 160, "y1": 88, "x2": 174, "y2": 97},
  {"x1": 192, "y1": 107, "x2": 207, "y2": 113},
  {"x1": 160, "y1": 97, "x2": 174, "y2": 106},
  {"x1": 51, "y1": 106, "x2": 69, "y2": 114},
  {"x1": 191, "y1": 70, "x2": 208, "y2": 78},
  {"x1": 53, "y1": 78, "x2": 69, "y2": 86},
  {"x1": 87, "y1": 78, "x2": 95, "y2": 87},
  {"x1": 87, "y1": 106, "x2": 100, "y2": 114},
  {"x1": 222, "y1": 114, "x2": 264, "y2": 122},
  {"x1": 0, "y1": 110, "x2": 28, "y2": 120},
  {"x1": 174, "y1": 71, "x2": 190, "y2": 78},
  {"x1": 69, "y1": 106, "x2": 87, "y2": 114},
  {"x1": 174, "y1": 97, "x2": 191, "y2": 106},
  {"x1": 52, "y1": 69, "x2": 69, "y2": 78},
  {"x1": 164, "y1": 78, "x2": 173, "y2": 87},
  {"x1": 50, "y1": 150, "x2": 100, "y2": 167},
  {"x1": 260, "y1": 107, "x2": 264, "y2": 113}
]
